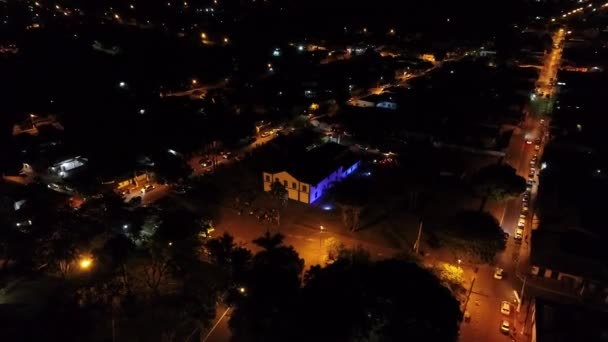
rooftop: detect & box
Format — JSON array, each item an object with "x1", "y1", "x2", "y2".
[
  {"x1": 267, "y1": 143, "x2": 359, "y2": 185},
  {"x1": 531, "y1": 229, "x2": 608, "y2": 282},
  {"x1": 534, "y1": 298, "x2": 608, "y2": 342}
]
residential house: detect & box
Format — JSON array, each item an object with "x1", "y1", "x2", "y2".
[
  {"x1": 530, "y1": 298, "x2": 608, "y2": 342},
  {"x1": 263, "y1": 143, "x2": 360, "y2": 204},
  {"x1": 530, "y1": 229, "x2": 608, "y2": 302}
]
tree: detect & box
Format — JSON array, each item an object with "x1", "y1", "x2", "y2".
[
  {"x1": 471, "y1": 164, "x2": 526, "y2": 211},
  {"x1": 229, "y1": 233, "x2": 303, "y2": 342},
  {"x1": 269, "y1": 181, "x2": 288, "y2": 226},
  {"x1": 328, "y1": 178, "x2": 371, "y2": 231},
  {"x1": 205, "y1": 232, "x2": 252, "y2": 285},
  {"x1": 299, "y1": 254, "x2": 462, "y2": 342},
  {"x1": 438, "y1": 210, "x2": 507, "y2": 263}
]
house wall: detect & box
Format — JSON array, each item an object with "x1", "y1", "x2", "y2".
[
  {"x1": 351, "y1": 99, "x2": 375, "y2": 108},
  {"x1": 263, "y1": 161, "x2": 359, "y2": 205},
  {"x1": 263, "y1": 171, "x2": 310, "y2": 204},
  {"x1": 377, "y1": 102, "x2": 398, "y2": 110},
  {"x1": 310, "y1": 161, "x2": 360, "y2": 203}
]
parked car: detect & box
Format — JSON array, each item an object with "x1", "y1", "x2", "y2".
[
  {"x1": 500, "y1": 320, "x2": 510, "y2": 334},
  {"x1": 222, "y1": 152, "x2": 232, "y2": 159},
  {"x1": 199, "y1": 158, "x2": 212, "y2": 167},
  {"x1": 515, "y1": 228, "x2": 523, "y2": 240},
  {"x1": 172, "y1": 185, "x2": 188, "y2": 195},
  {"x1": 501, "y1": 301, "x2": 511, "y2": 315},
  {"x1": 494, "y1": 267, "x2": 504, "y2": 280},
  {"x1": 128, "y1": 196, "x2": 142, "y2": 206},
  {"x1": 141, "y1": 184, "x2": 155, "y2": 193}
]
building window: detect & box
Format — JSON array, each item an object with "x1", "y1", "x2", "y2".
[
  {"x1": 265, "y1": 175, "x2": 270, "y2": 182},
  {"x1": 302, "y1": 185, "x2": 307, "y2": 192},
  {"x1": 283, "y1": 180, "x2": 288, "y2": 187},
  {"x1": 292, "y1": 182, "x2": 297, "y2": 189}
]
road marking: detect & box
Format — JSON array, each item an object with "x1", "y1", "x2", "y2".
[{"x1": 202, "y1": 306, "x2": 232, "y2": 342}]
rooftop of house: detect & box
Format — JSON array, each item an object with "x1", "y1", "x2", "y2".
[
  {"x1": 266, "y1": 142, "x2": 359, "y2": 186},
  {"x1": 531, "y1": 229, "x2": 608, "y2": 282},
  {"x1": 534, "y1": 298, "x2": 608, "y2": 342}
]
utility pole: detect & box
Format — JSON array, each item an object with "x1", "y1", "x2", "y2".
[
  {"x1": 462, "y1": 275, "x2": 476, "y2": 313},
  {"x1": 413, "y1": 219, "x2": 423, "y2": 254},
  {"x1": 517, "y1": 276, "x2": 527, "y2": 313}
]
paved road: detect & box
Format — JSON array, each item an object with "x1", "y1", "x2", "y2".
[{"x1": 459, "y1": 28, "x2": 565, "y2": 342}]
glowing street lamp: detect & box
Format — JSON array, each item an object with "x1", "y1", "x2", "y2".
[
  {"x1": 79, "y1": 256, "x2": 93, "y2": 270},
  {"x1": 223, "y1": 37, "x2": 229, "y2": 44},
  {"x1": 201, "y1": 32, "x2": 207, "y2": 39},
  {"x1": 239, "y1": 287, "x2": 246, "y2": 294},
  {"x1": 192, "y1": 78, "x2": 198, "y2": 85}
]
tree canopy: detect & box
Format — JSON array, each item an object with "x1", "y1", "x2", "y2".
[
  {"x1": 228, "y1": 240, "x2": 462, "y2": 342},
  {"x1": 438, "y1": 210, "x2": 507, "y2": 263},
  {"x1": 328, "y1": 178, "x2": 372, "y2": 231},
  {"x1": 471, "y1": 163, "x2": 526, "y2": 211}
]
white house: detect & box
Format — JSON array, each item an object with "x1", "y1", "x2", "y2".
[{"x1": 263, "y1": 143, "x2": 360, "y2": 204}]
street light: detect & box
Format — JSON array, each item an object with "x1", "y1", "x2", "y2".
[
  {"x1": 79, "y1": 256, "x2": 93, "y2": 270},
  {"x1": 201, "y1": 32, "x2": 207, "y2": 39},
  {"x1": 458, "y1": 259, "x2": 462, "y2": 268},
  {"x1": 223, "y1": 37, "x2": 229, "y2": 43},
  {"x1": 192, "y1": 78, "x2": 198, "y2": 85},
  {"x1": 239, "y1": 287, "x2": 246, "y2": 294}
]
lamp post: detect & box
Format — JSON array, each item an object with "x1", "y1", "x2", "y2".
[
  {"x1": 79, "y1": 256, "x2": 93, "y2": 270},
  {"x1": 319, "y1": 225, "x2": 325, "y2": 248}
]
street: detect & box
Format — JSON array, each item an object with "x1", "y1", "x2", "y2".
[{"x1": 459, "y1": 28, "x2": 565, "y2": 342}]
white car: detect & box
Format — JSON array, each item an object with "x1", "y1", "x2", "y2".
[
  {"x1": 515, "y1": 228, "x2": 523, "y2": 240},
  {"x1": 500, "y1": 320, "x2": 510, "y2": 334},
  {"x1": 494, "y1": 267, "x2": 504, "y2": 280},
  {"x1": 501, "y1": 301, "x2": 511, "y2": 315}
]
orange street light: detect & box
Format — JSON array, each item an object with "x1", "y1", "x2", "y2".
[
  {"x1": 79, "y1": 256, "x2": 93, "y2": 270},
  {"x1": 201, "y1": 32, "x2": 207, "y2": 39}
]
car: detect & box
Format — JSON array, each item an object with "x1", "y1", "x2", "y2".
[
  {"x1": 528, "y1": 172, "x2": 535, "y2": 179},
  {"x1": 535, "y1": 144, "x2": 540, "y2": 151},
  {"x1": 261, "y1": 131, "x2": 271, "y2": 138},
  {"x1": 515, "y1": 228, "x2": 523, "y2": 240},
  {"x1": 463, "y1": 310, "x2": 471, "y2": 322},
  {"x1": 530, "y1": 166, "x2": 536, "y2": 173},
  {"x1": 500, "y1": 320, "x2": 510, "y2": 334},
  {"x1": 199, "y1": 159, "x2": 212, "y2": 167},
  {"x1": 222, "y1": 152, "x2": 232, "y2": 159},
  {"x1": 525, "y1": 140, "x2": 532, "y2": 145},
  {"x1": 128, "y1": 196, "x2": 142, "y2": 206},
  {"x1": 494, "y1": 267, "x2": 504, "y2": 280},
  {"x1": 172, "y1": 186, "x2": 188, "y2": 195},
  {"x1": 540, "y1": 119, "x2": 545, "y2": 124},
  {"x1": 501, "y1": 301, "x2": 511, "y2": 315},
  {"x1": 141, "y1": 184, "x2": 155, "y2": 193}
]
